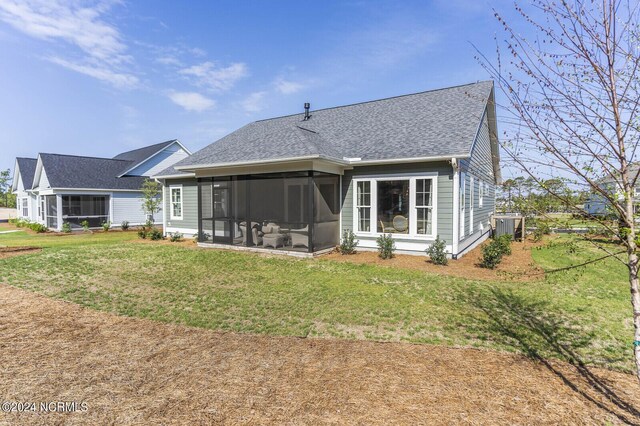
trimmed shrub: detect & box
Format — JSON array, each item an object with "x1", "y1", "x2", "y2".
[
  {"x1": 339, "y1": 229, "x2": 359, "y2": 255},
  {"x1": 137, "y1": 228, "x2": 148, "y2": 239},
  {"x1": 426, "y1": 235, "x2": 448, "y2": 265},
  {"x1": 101, "y1": 221, "x2": 111, "y2": 232},
  {"x1": 495, "y1": 234, "x2": 513, "y2": 256},
  {"x1": 120, "y1": 220, "x2": 130, "y2": 231},
  {"x1": 81, "y1": 220, "x2": 90, "y2": 231},
  {"x1": 169, "y1": 231, "x2": 183, "y2": 242},
  {"x1": 61, "y1": 222, "x2": 72, "y2": 233},
  {"x1": 376, "y1": 233, "x2": 395, "y2": 259},
  {"x1": 149, "y1": 227, "x2": 164, "y2": 241},
  {"x1": 480, "y1": 240, "x2": 504, "y2": 269}
]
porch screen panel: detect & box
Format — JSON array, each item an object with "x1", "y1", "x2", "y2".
[
  {"x1": 45, "y1": 195, "x2": 58, "y2": 229},
  {"x1": 199, "y1": 179, "x2": 213, "y2": 242},
  {"x1": 61, "y1": 195, "x2": 110, "y2": 228},
  {"x1": 313, "y1": 172, "x2": 340, "y2": 251}
]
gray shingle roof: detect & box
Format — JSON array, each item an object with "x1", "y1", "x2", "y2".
[
  {"x1": 39, "y1": 154, "x2": 147, "y2": 190},
  {"x1": 16, "y1": 157, "x2": 37, "y2": 189},
  {"x1": 168, "y1": 81, "x2": 494, "y2": 172}
]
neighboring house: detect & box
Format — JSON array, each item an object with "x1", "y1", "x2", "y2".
[
  {"x1": 584, "y1": 164, "x2": 640, "y2": 218},
  {"x1": 12, "y1": 157, "x2": 38, "y2": 222},
  {"x1": 154, "y1": 81, "x2": 501, "y2": 258},
  {"x1": 12, "y1": 140, "x2": 190, "y2": 231}
]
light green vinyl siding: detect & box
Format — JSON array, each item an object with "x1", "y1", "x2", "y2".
[
  {"x1": 459, "y1": 110, "x2": 496, "y2": 252},
  {"x1": 164, "y1": 178, "x2": 198, "y2": 231},
  {"x1": 341, "y1": 161, "x2": 454, "y2": 246}
]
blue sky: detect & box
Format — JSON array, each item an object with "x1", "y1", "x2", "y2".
[{"x1": 0, "y1": 0, "x2": 515, "y2": 174}]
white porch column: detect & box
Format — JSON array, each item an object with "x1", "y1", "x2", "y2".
[{"x1": 56, "y1": 194, "x2": 63, "y2": 231}]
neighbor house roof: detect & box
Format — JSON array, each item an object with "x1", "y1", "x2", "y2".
[
  {"x1": 36, "y1": 154, "x2": 148, "y2": 190},
  {"x1": 161, "y1": 81, "x2": 497, "y2": 176},
  {"x1": 16, "y1": 157, "x2": 37, "y2": 189}
]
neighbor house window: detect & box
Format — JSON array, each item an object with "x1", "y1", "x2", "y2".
[
  {"x1": 356, "y1": 181, "x2": 371, "y2": 232},
  {"x1": 354, "y1": 176, "x2": 437, "y2": 237},
  {"x1": 170, "y1": 186, "x2": 183, "y2": 220},
  {"x1": 415, "y1": 179, "x2": 434, "y2": 235},
  {"x1": 21, "y1": 198, "x2": 28, "y2": 217},
  {"x1": 479, "y1": 180, "x2": 484, "y2": 207}
]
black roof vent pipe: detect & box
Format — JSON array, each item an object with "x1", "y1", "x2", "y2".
[{"x1": 303, "y1": 102, "x2": 311, "y2": 120}]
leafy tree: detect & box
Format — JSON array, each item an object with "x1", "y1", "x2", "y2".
[
  {"x1": 140, "y1": 178, "x2": 162, "y2": 223},
  {"x1": 477, "y1": 0, "x2": 640, "y2": 380},
  {"x1": 0, "y1": 169, "x2": 12, "y2": 208}
]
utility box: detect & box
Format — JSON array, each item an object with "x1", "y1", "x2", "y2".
[{"x1": 492, "y1": 215, "x2": 525, "y2": 241}]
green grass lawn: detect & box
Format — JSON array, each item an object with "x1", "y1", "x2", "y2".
[{"x1": 0, "y1": 228, "x2": 635, "y2": 373}]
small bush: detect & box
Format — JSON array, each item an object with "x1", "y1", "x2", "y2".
[
  {"x1": 426, "y1": 235, "x2": 448, "y2": 265},
  {"x1": 137, "y1": 228, "x2": 148, "y2": 239},
  {"x1": 169, "y1": 231, "x2": 183, "y2": 242},
  {"x1": 120, "y1": 220, "x2": 130, "y2": 231},
  {"x1": 61, "y1": 222, "x2": 72, "y2": 233},
  {"x1": 339, "y1": 229, "x2": 359, "y2": 255},
  {"x1": 101, "y1": 221, "x2": 111, "y2": 232},
  {"x1": 80, "y1": 220, "x2": 90, "y2": 231},
  {"x1": 8, "y1": 218, "x2": 17, "y2": 224},
  {"x1": 480, "y1": 240, "x2": 504, "y2": 269},
  {"x1": 376, "y1": 233, "x2": 395, "y2": 259},
  {"x1": 149, "y1": 227, "x2": 164, "y2": 241},
  {"x1": 495, "y1": 234, "x2": 513, "y2": 256}
]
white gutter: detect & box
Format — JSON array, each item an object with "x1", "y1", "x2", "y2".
[
  {"x1": 150, "y1": 173, "x2": 196, "y2": 180},
  {"x1": 174, "y1": 153, "x2": 469, "y2": 172},
  {"x1": 174, "y1": 155, "x2": 350, "y2": 171}
]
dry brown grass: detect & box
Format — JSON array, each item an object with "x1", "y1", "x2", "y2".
[
  {"x1": 0, "y1": 284, "x2": 638, "y2": 425},
  {"x1": 325, "y1": 238, "x2": 545, "y2": 282},
  {"x1": 0, "y1": 246, "x2": 41, "y2": 259}
]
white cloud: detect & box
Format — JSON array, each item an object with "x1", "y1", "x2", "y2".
[
  {"x1": 49, "y1": 56, "x2": 138, "y2": 88},
  {"x1": 0, "y1": 0, "x2": 137, "y2": 88},
  {"x1": 168, "y1": 91, "x2": 215, "y2": 112},
  {"x1": 179, "y1": 61, "x2": 248, "y2": 91},
  {"x1": 274, "y1": 78, "x2": 304, "y2": 95},
  {"x1": 241, "y1": 91, "x2": 267, "y2": 113}
]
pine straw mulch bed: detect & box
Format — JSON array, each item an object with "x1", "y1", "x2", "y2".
[
  {"x1": 0, "y1": 284, "x2": 638, "y2": 425},
  {"x1": 324, "y1": 238, "x2": 545, "y2": 282},
  {"x1": 0, "y1": 246, "x2": 41, "y2": 259}
]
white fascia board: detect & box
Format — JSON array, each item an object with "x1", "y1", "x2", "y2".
[
  {"x1": 151, "y1": 173, "x2": 196, "y2": 180},
  {"x1": 175, "y1": 154, "x2": 468, "y2": 172}
]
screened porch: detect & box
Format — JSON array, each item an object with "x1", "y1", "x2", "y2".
[{"x1": 197, "y1": 171, "x2": 340, "y2": 253}]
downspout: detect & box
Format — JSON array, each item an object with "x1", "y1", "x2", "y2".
[{"x1": 451, "y1": 158, "x2": 459, "y2": 258}]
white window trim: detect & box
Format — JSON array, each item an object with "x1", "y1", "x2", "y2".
[
  {"x1": 479, "y1": 180, "x2": 484, "y2": 207},
  {"x1": 469, "y1": 176, "x2": 474, "y2": 234},
  {"x1": 460, "y1": 172, "x2": 466, "y2": 239},
  {"x1": 21, "y1": 197, "x2": 29, "y2": 217},
  {"x1": 352, "y1": 174, "x2": 438, "y2": 240},
  {"x1": 170, "y1": 185, "x2": 183, "y2": 220}
]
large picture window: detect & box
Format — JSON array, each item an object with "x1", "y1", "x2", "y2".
[
  {"x1": 377, "y1": 180, "x2": 409, "y2": 233},
  {"x1": 356, "y1": 181, "x2": 371, "y2": 232},
  {"x1": 170, "y1": 186, "x2": 183, "y2": 220},
  {"x1": 353, "y1": 176, "x2": 437, "y2": 238}
]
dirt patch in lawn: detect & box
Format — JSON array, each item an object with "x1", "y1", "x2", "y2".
[
  {"x1": 324, "y1": 238, "x2": 545, "y2": 282},
  {"x1": 0, "y1": 284, "x2": 638, "y2": 425},
  {"x1": 0, "y1": 246, "x2": 41, "y2": 259}
]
